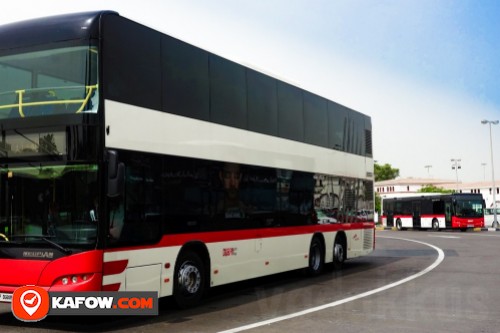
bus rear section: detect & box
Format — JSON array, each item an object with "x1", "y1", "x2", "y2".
[{"x1": 382, "y1": 194, "x2": 484, "y2": 231}]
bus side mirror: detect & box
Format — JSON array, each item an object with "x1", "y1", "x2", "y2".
[{"x1": 107, "y1": 150, "x2": 125, "y2": 198}]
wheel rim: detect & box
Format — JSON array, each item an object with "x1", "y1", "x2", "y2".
[{"x1": 178, "y1": 261, "x2": 201, "y2": 295}]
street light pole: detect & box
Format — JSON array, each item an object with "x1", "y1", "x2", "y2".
[
  {"x1": 451, "y1": 158, "x2": 461, "y2": 192},
  {"x1": 482, "y1": 119, "x2": 499, "y2": 228},
  {"x1": 424, "y1": 165, "x2": 432, "y2": 177}
]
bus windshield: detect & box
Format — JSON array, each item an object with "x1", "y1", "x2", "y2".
[
  {"x1": 0, "y1": 45, "x2": 98, "y2": 119},
  {"x1": 455, "y1": 198, "x2": 484, "y2": 218},
  {"x1": 0, "y1": 164, "x2": 99, "y2": 249}
]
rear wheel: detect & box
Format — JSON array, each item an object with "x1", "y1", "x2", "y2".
[
  {"x1": 174, "y1": 251, "x2": 206, "y2": 308},
  {"x1": 332, "y1": 235, "x2": 346, "y2": 270},
  {"x1": 307, "y1": 237, "x2": 325, "y2": 276}
]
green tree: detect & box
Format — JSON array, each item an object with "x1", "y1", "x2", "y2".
[
  {"x1": 373, "y1": 162, "x2": 399, "y2": 220},
  {"x1": 418, "y1": 185, "x2": 453, "y2": 193},
  {"x1": 374, "y1": 163, "x2": 399, "y2": 181},
  {"x1": 375, "y1": 193, "x2": 382, "y2": 221}
]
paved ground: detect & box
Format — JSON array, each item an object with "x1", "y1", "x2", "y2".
[{"x1": 1, "y1": 229, "x2": 499, "y2": 332}]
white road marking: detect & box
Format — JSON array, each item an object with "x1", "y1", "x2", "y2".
[
  {"x1": 428, "y1": 235, "x2": 461, "y2": 239},
  {"x1": 217, "y1": 236, "x2": 445, "y2": 333}
]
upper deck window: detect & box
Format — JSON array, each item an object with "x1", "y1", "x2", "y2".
[{"x1": 0, "y1": 45, "x2": 98, "y2": 119}]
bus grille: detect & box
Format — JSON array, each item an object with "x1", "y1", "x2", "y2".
[{"x1": 363, "y1": 228, "x2": 374, "y2": 250}]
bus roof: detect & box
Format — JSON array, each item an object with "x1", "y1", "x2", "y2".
[{"x1": 0, "y1": 11, "x2": 117, "y2": 52}]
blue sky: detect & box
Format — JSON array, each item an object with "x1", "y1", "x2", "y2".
[{"x1": 2, "y1": 1, "x2": 500, "y2": 182}]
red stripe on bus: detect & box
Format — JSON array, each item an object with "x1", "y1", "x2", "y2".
[
  {"x1": 103, "y1": 260, "x2": 129, "y2": 276},
  {"x1": 104, "y1": 222, "x2": 374, "y2": 252}
]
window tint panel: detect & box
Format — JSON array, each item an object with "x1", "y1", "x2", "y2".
[
  {"x1": 348, "y1": 111, "x2": 364, "y2": 155},
  {"x1": 277, "y1": 82, "x2": 303, "y2": 141},
  {"x1": 209, "y1": 55, "x2": 247, "y2": 129},
  {"x1": 328, "y1": 101, "x2": 348, "y2": 151},
  {"x1": 247, "y1": 69, "x2": 278, "y2": 136},
  {"x1": 303, "y1": 92, "x2": 328, "y2": 147},
  {"x1": 162, "y1": 36, "x2": 209, "y2": 120},
  {"x1": 102, "y1": 16, "x2": 162, "y2": 110}
]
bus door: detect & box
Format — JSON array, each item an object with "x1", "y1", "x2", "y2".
[
  {"x1": 412, "y1": 201, "x2": 421, "y2": 228},
  {"x1": 383, "y1": 200, "x2": 394, "y2": 227},
  {"x1": 386, "y1": 212, "x2": 394, "y2": 227},
  {"x1": 385, "y1": 209, "x2": 394, "y2": 227},
  {"x1": 445, "y1": 202, "x2": 452, "y2": 228}
]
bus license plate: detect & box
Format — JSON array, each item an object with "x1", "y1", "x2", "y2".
[{"x1": 0, "y1": 293, "x2": 12, "y2": 302}]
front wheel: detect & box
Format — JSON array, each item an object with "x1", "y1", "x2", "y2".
[
  {"x1": 174, "y1": 251, "x2": 206, "y2": 308},
  {"x1": 396, "y1": 219, "x2": 402, "y2": 231}
]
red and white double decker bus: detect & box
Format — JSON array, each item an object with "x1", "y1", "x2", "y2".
[
  {"x1": 382, "y1": 194, "x2": 484, "y2": 232},
  {"x1": 0, "y1": 11, "x2": 375, "y2": 307}
]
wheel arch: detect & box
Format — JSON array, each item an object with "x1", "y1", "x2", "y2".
[
  {"x1": 311, "y1": 232, "x2": 326, "y2": 251},
  {"x1": 176, "y1": 241, "x2": 211, "y2": 287}
]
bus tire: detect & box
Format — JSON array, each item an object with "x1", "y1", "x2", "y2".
[
  {"x1": 396, "y1": 219, "x2": 402, "y2": 231},
  {"x1": 432, "y1": 219, "x2": 440, "y2": 231},
  {"x1": 333, "y1": 234, "x2": 346, "y2": 270},
  {"x1": 174, "y1": 251, "x2": 205, "y2": 308},
  {"x1": 307, "y1": 236, "x2": 325, "y2": 276}
]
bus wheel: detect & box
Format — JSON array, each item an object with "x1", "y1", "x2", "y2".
[
  {"x1": 396, "y1": 219, "x2": 402, "y2": 231},
  {"x1": 432, "y1": 219, "x2": 440, "y2": 231},
  {"x1": 174, "y1": 251, "x2": 205, "y2": 308},
  {"x1": 307, "y1": 236, "x2": 325, "y2": 276},
  {"x1": 333, "y1": 235, "x2": 346, "y2": 270}
]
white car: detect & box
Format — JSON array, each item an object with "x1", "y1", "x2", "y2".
[
  {"x1": 316, "y1": 210, "x2": 337, "y2": 224},
  {"x1": 485, "y1": 208, "x2": 500, "y2": 227}
]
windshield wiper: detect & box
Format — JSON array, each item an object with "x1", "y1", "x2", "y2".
[
  {"x1": 42, "y1": 237, "x2": 72, "y2": 255},
  {"x1": 9, "y1": 235, "x2": 72, "y2": 255}
]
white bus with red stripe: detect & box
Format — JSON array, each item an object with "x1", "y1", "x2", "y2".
[
  {"x1": 382, "y1": 194, "x2": 484, "y2": 232},
  {"x1": 0, "y1": 11, "x2": 374, "y2": 308}
]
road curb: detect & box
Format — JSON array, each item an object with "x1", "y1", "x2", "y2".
[{"x1": 483, "y1": 228, "x2": 500, "y2": 232}]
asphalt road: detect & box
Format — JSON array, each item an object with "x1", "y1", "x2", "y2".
[{"x1": 1, "y1": 230, "x2": 500, "y2": 332}]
